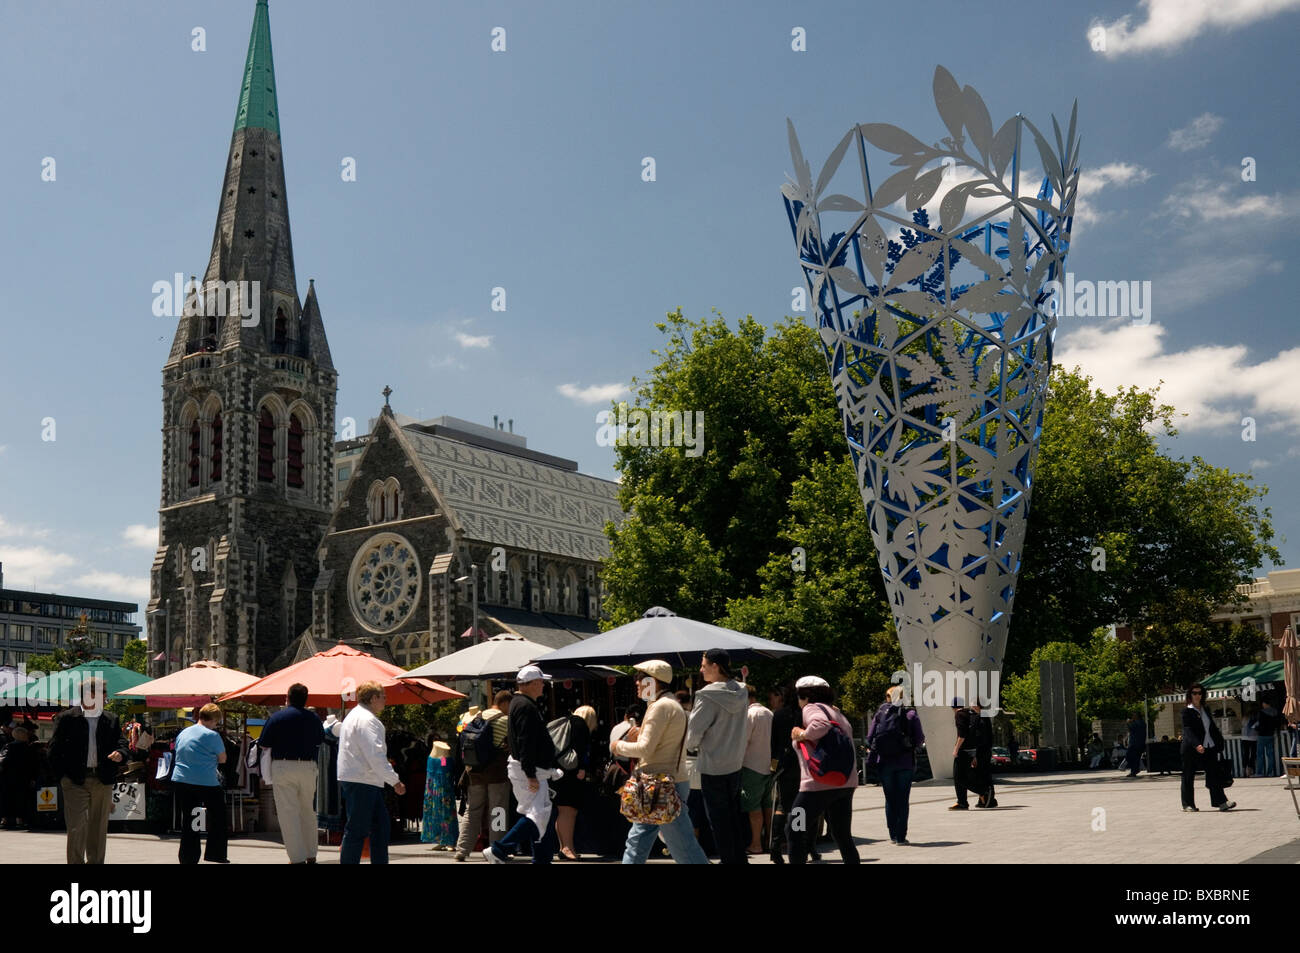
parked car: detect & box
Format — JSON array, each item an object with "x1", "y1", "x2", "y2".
[
  {"x1": 1018, "y1": 748, "x2": 1040, "y2": 765},
  {"x1": 991, "y1": 746, "x2": 1011, "y2": 767}
]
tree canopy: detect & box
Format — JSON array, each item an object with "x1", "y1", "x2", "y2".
[{"x1": 603, "y1": 311, "x2": 1280, "y2": 704}]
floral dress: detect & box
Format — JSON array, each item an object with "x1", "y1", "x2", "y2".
[{"x1": 420, "y1": 756, "x2": 458, "y2": 847}]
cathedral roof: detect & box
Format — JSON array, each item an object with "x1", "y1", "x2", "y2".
[{"x1": 397, "y1": 423, "x2": 623, "y2": 562}]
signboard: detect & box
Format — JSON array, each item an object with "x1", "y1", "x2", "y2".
[
  {"x1": 109, "y1": 782, "x2": 145, "y2": 821},
  {"x1": 36, "y1": 786, "x2": 58, "y2": 813}
]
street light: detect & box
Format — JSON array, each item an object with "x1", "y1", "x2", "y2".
[{"x1": 455, "y1": 565, "x2": 481, "y2": 707}]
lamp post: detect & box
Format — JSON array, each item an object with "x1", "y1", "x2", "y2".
[{"x1": 455, "y1": 565, "x2": 480, "y2": 705}]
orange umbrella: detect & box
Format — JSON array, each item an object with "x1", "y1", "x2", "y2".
[
  {"x1": 219, "y1": 643, "x2": 464, "y2": 708},
  {"x1": 1280, "y1": 625, "x2": 1299, "y2": 722},
  {"x1": 115, "y1": 659, "x2": 261, "y2": 708}
]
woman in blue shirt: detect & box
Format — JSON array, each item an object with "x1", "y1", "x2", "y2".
[{"x1": 172, "y1": 703, "x2": 230, "y2": 863}]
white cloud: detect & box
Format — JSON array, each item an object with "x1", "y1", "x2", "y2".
[
  {"x1": 454, "y1": 331, "x2": 493, "y2": 349},
  {"x1": 1056, "y1": 320, "x2": 1300, "y2": 432},
  {"x1": 1090, "y1": 0, "x2": 1300, "y2": 56},
  {"x1": 69, "y1": 571, "x2": 150, "y2": 606},
  {"x1": 122, "y1": 524, "x2": 159, "y2": 548},
  {"x1": 1161, "y1": 179, "x2": 1292, "y2": 224},
  {"x1": 0, "y1": 516, "x2": 51, "y2": 540},
  {"x1": 1074, "y1": 162, "x2": 1153, "y2": 227},
  {"x1": 1150, "y1": 253, "x2": 1283, "y2": 311},
  {"x1": 0, "y1": 545, "x2": 79, "y2": 590},
  {"x1": 558, "y1": 382, "x2": 629, "y2": 404},
  {"x1": 1167, "y1": 113, "x2": 1224, "y2": 151},
  {"x1": 1249, "y1": 458, "x2": 1272, "y2": 469}
]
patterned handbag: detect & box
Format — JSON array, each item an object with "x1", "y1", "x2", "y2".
[{"x1": 617, "y1": 708, "x2": 686, "y2": 824}]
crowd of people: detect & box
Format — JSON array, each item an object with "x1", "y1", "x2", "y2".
[{"x1": 3, "y1": 667, "x2": 1298, "y2": 864}]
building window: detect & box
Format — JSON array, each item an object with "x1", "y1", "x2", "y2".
[
  {"x1": 38, "y1": 627, "x2": 58, "y2": 645},
  {"x1": 258, "y1": 409, "x2": 276, "y2": 482},
  {"x1": 210, "y1": 411, "x2": 223, "y2": 483},
  {"x1": 273, "y1": 309, "x2": 287, "y2": 351},
  {"x1": 338, "y1": 465, "x2": 351, "y2": 482},
  {"x1": 12, "y1": 625, "x2": 33, "y2": 642},
  {"x1": 287, "y1": 414, "x2": 305, "y2": 488},
  {"x1": 188, "y1": 418, "x2": 201, "y2": 486}
]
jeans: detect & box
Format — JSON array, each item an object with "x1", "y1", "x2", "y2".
[
  {"x1": 622, "y1": 781, "x2": 709, "y2": 864},
  {"x1": 340, "y1": 781, "x2": 390, "y2": 864},
  {"x1": 701, "y1": 771, "x2": 747, "y2": 864},
  {"x1": 1256, "y1": 736, "x2": 1277, "y2": 776},
  {"x1": 176, "y1": 782, "x2": 228, "y2": 864},
  {"x1": 879, "y1": 765, "x2": 914, "y2": 841},
  {"x1": 786, "y1": 787, "x2": 859, "y2": 864},
  {"x1": 491, "y1": 801, "x2": 558, "y2": 863},
  {"x1": 1180, "y1": 749, "x2": 1228, "y2": 809}
]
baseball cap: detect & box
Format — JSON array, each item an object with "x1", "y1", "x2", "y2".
[
  {"x1": 515, "y1": 665, "x2": 552, "y2": 683},
  {"x1": 795, "y1": 676, "x2": 829, "y2": 689}
]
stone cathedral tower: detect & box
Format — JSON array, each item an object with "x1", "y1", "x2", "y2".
[{"x1": 147, "y1": 0, "x2": 335, "y2": 675}]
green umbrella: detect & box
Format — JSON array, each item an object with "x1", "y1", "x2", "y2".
[{"x1": 0, "y1": 660, "x2": 149, "y2": 707}]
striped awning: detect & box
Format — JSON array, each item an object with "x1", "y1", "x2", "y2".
[{"x1": 1154, "y1": 661, "x2": 1285, "y2": 703}]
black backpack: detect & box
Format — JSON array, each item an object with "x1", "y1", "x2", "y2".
[
  {"x1": 548, "y1": 716, "x2": 579, "y2": 771},
  {"x1": 459, "y1": 715, "x2": 500, "y2": 769},
  {"x1": 871, "y1": 703, "x2": 915, "y2": 759}
]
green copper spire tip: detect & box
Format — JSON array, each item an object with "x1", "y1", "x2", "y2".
[{"x1": 233, "y1": 0, "x2": 280, "y2": 135}]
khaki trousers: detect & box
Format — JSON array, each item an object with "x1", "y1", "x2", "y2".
[
  {"x1": 62, "y1": 776, "x2": 112, "y2": 864},
  {"x1": 271, "y1": 760, "x2": 319, "y2": 863},
  {"x1": 454, "y1": 779, "x2": 510, "y2": 855}
]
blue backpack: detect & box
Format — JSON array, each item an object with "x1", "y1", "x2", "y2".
[
  {"x1": 798, "y1": 704, "x2": 855, "y2": 785},
  {"x1": 871, "y1": 703, "x2": 914, "y2": 759}
]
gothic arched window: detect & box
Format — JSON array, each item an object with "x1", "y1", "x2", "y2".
[
  {"x1": 273, "y1": 308, "x2": 287, "y2": 352},
  {"x1": 187, "y1": 418, "x2": 201, "y2": 487},
  {"x1": 210, "y1": 411, "x2": 223, "y2": 483},
  {"x1": 287, "y1": 414, "x2": 305, "y2": 488},
  {"x1": 257, "y1": 409, "x2": 276, "y2": 482}
]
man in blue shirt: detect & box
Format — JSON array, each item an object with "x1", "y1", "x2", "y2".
[
  {"x1": 172, "y1": 703, "x2": 229, "y2": 864},
  {"x1": 258, "y1": 683, "x2": 325, "y2": 864}
]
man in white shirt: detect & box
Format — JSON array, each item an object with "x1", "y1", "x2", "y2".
[{"x1": 337, "y1": 681, "x2": 405, "y2": 864}]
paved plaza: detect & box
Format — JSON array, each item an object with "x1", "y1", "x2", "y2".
[{"x1": 3, "y1": 770, "x2": 1296, "y2": 864}]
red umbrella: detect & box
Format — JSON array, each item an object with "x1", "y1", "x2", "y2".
[{"x1": 219, "y1": 643, "x2": 464, "y2": 708}]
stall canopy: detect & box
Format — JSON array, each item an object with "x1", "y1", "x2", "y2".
[
  {"x1": 219, "y1": 642, "x2": 464, "y2": 708},
  {"x1": 0, "y1": 660, "x2": 149, "y2": 706},
  {"x1": 1280, "y1": 625, "x2": 1299, "y2": 722},
  {"x1": 1154, "y1": 660, "x2": 1285, "y2": 704},
  {"x1": 114, "y1": 659, "x2": 261, "y2": 709},
  {"x1": 533, "y1": 606, "x2": 809, "y2": 669}
]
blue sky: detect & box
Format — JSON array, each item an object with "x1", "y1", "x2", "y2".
[{"x1": 1, "y1": 0, "x2": 1298, "y2": 618}]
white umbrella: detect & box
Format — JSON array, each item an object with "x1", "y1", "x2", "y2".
[
  {"x1": 534, "y1": 606, "x2": 808, "y2": 668},
  {"x1": 403, "y1": 635, "x2": 554, "y2": 680}
]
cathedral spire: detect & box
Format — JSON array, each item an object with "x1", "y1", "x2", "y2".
[
  {"x1": 190, "y1": 0, "x2": 300, "y2": 353},
  {"x1": 234, "y1": 0, "x2": 280, "y2": 136}
]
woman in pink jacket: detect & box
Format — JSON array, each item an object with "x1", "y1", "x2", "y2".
[{"x1": 787, "y1": 676, "x2": 860, "y2": 864}]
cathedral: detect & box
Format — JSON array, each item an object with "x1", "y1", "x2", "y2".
[{"x1": 148, "y1": 1, "x2": 621, "y2": 676}]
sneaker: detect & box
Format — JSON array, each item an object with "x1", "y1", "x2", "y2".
[
  {"x1": 482, "y1": 847, "x2": 506, "y2": 864},
  {"x1": 949, "y1": 802, "x2": 969, "y2": 810},
  {"x1": 1217, "y1": 801, "x2": 1236, "y2": 812},
  {"x1": 1182, "y1": 805, "x2": 1199, "y2": 812}
]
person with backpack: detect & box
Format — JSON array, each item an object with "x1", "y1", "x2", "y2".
[
  {"x1": 786, "y1": 676, "x2": 860, "y2": 864},
  {"x1": 971, "y1": 701, "x2": 997, "y2": 808},
  {"x1": 866, "y1": 684, "x2": 925, "y2": 844},
  {"x1": 551, "y1": 704, "x2": 596, "y2": 860},
  {"x1": 454, "y1": 691, "x2": 511, "y2": 861},
  {"x1": 950, "y1": 700, "x2": 978, "y2": 809}
]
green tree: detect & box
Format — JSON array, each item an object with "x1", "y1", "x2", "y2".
[
  {"x1": 837, "y1": 623, "x2": 905, "y2": 720},
  {"x1": 1010, "y1": 370, "x2": 1278, "y2": 673},
  {"x1": 604, "y1": 310, "x2": 845, "y2": 629},
  {"x1": 120, "y1": 638, "x2": 149, "y2": 675}
]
